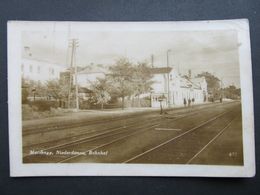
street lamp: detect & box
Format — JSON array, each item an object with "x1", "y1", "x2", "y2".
[
  {"x1": 167, "y1": 49, "x2": 172, "y2": 108},
  {"x1": 32, "y1": 88, "x2": 36, "y2": 101},
  {"x1": 158, "y1": 94, "x2": 166, "y2": 115}
]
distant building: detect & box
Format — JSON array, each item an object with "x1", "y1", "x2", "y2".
[
  {"x1": 22, "y1": 58, "x2": 66, "y2": 82},
  {"x1": 60, "y1": 71, "x2": 71, "y2": 85},
  {"x1": 149, "y1": 67, "x2": 208, "y2": 108},
  {"x1": 189, "y1": 77, "x2": 208, "y2": 101},
  {"x1": 59, "y1": 65, "x2": 107, "y2": 102},
  {"x1": 77, "y1": 65, "x2": 106, "y2": 88}
]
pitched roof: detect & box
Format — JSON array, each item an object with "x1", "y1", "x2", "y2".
[
  {"x1": 79, "y1": 87, "x2": 92, "y2": 93},
  {"x1": 150, "y1": 67, "x2": 172, "y2": 74},
  {"x1": 179, "y1": 77, "x2": 193, "y2": 88},
  {"x1": 190, "y1": 77, "x2": 205, "y2": 84},
  {"x1": 179, "y1": 77, "x2": 202, "y2": 89},
  {"x1": 78, "y1": 66, "x2": 106, "y2": 74}
]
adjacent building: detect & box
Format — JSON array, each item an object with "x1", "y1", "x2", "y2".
[
  {"x1": 77, "y1": 65, "x2": 106, "y2": 88},
  {"x1": 22, "y1": 58, "x2": 66, "y2": 82}
]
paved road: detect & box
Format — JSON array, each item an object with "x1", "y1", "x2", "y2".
[{"x1": 23, "y1": 101, "x2": 243, "y2": 165}]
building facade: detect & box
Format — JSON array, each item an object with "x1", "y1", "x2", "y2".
[
  {"x1": 22, "y1": 58, "x2": 66, "y2": 82},
  {"x1": 150, "y1": 67, "x2": 208, "y2": 108}
]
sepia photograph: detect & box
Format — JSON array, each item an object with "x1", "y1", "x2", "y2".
[{"x1": 8, "y1": 20, "x2": 255, "y2": 177}]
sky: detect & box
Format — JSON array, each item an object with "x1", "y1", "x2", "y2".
[{"x1": 22, "y1": 28, "x2": 241, "y2": 87}]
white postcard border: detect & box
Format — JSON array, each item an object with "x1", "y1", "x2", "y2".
[{"x1": 8, "y1": 19, "x2": 255, "y2": 177}]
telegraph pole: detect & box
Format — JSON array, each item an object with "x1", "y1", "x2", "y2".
[
  {"x1": 220, "y1": 77, "x2": 224, "y2": 102},
  {"x1": 68, "y1": 41, "x2": 74, "y2": 109},
  {"x1": 167, "y1": 49, "x2": 171, "y2": 108},
  {"x1": 75, "y1": 50, "x2": 79, "y2": 111},
  {"x1": 68, "y1": 38, "x2": 79, "y2": 111}
]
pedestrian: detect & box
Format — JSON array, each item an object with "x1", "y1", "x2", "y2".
[
  {"x1": 192, "y1": 98, "x2": 195, "y2": 104},
  {"x1": 188, "y1": 98, "x2": 191, "y2": 107},
  {"x1": 183, "y1": 98, "x2": 187, "y2": 107}
]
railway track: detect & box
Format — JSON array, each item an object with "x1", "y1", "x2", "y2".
[
  {"x1": 22, "y1": 101, "x2": 235, "y2": 136},
  {"x1": 23, "y1": 102, "x2": 234, "y2": 149},
  {"x1": 23, "y1": 112, "x2": 164, "y2": 149},
  {"x1": 23, "y1": 102, "x2": 237, "y2": 147},
  {"x1": 22, "y1": 111, "x2": 154, "y2": 136},
  {"x1": 185, "y1": 117, "x2": 237, "y2": 164},
  {"x1": 23, "y1": 102, "x2": 241, "y2": 163},
  {"x1": 60, "y1": 103, "x2": 239, "y2": 163},
  {"x1": 23, "y1": 105, "x2": 207, "y2": 151},
  {"x1": 124, "y1": 106, "x2": 240, "y2": 164},
  {"x1": 23, "y1": 119, "x2": 162, "y2": 163},
  {"x1": 23, "y1": 116, "x2": 163, "y2": 157}
]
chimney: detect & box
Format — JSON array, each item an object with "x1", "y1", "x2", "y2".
[
  {"x1": 24, "y1": 46, "x2": 32, "y2": 57},
  {"x1": 188, "y1": 69, "x2": 191, "y2": 78}
]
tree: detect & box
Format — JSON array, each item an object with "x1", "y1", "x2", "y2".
[
  {"x1": 196, "y1": 72, "x2": 220, "y2": 97},
  {"x1": 223, "y1": 85, "x2": 241, "y2": 99},
  {"x1": 22, "y1": 78, "x2": 29, "y2": 104},
  {"x1": 90, "y1": 78, "x2": 111, "y2": 109},
  {"x1": 46, "y1": 79, "x2": 69, "y2": 107},
  {"x1": 132, "y1": 62, "x2": 154, "y2": 107},
  {"x1": 22, "y1": 78, "x2": 48, "y2": 102},
  {"x1": 107, "y1": 58, "x2": 135, "y2": 109}
]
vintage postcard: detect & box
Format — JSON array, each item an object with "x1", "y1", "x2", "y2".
[{"x1": 8, "y1": 20, "x2": 255, "y2": 177}]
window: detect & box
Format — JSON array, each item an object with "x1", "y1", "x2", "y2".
[
  {"x1": 37, "y1": 66, "x2": 41, "y2": 74},
  {"x1": 29, "y1": 65, "x2": 33, "y2": 73}
]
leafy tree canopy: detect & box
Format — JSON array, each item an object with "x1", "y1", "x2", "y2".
[
  {"x1": 132, "y1": 62, "x2": 154, "y2": 96},
  {"x1": 46, "y1": 79, "x2": 69, "y2": 100},
  {"x1": 107, "y1": 58, "x2": 135, "y2": 98},
  {"x1": 89, "y1": 77, "x2": 111, "y2": 109},
  {"x1": 196, "y1": 72, "x2": 220, "y2": 94}
]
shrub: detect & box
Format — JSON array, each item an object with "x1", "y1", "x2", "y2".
[
  {"x1": 79, "y1": 100, "x2": 91, "y2": 110},
  {"x1": 22, "y1": 104, "x2": 70, "y2": 120},
  {"x1": 29, "y1": 100, "x2": 59, "y2": 111},
  {"x1": 22, "y1": 88, "x2": 29, "y2": 104}
]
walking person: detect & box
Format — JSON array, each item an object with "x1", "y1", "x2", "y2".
[
  {"x1": 188, "y1": 98, "x2": 191, "y2": 107},
  {"x1": 183, "y1": 98, "x2": 187, "y2": 107}
]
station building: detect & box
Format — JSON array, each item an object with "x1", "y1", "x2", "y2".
[{"x1": 149, "y1": 67, "x2": 208, "y2": 108}]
